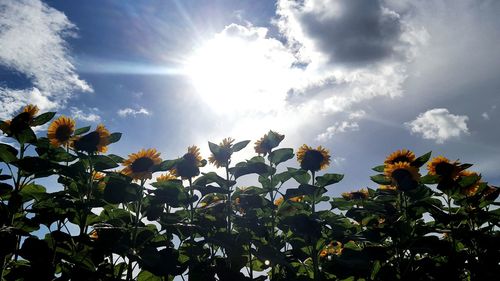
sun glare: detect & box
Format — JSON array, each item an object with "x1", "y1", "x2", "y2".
[{"x1": 185, "y1": 30, "x2": 298, "y2": 113}]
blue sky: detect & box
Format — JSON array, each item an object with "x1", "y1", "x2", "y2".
[{"x1": 1, "y1": 0, "x2": 500, "y2": 194}]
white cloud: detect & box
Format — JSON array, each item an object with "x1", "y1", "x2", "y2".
[
  {"x1": 316, "y1": 121, "x2": 360, "y2": 141},
  {"x1": 70, "y1": 107, "x2": 101, "y2": 122},
  {"x1": 0, "y1": 0, "x2": 91, "y2": 119},
  {"x1": 482, "y1": 112, "x2": 489, "y2": 120},
  {"x1": 117, "y1": 107, "x2": 151, "y2": 118},
  {"x1": 405, "y1": 108, "x2": 469, "y2": 144},
  {"x1": 348, "y1": 110, "x2": 366, "y2": 120}
]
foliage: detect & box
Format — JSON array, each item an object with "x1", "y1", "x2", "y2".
[{"x1": 0, "y1": 106, "x2": 499, "y2": 281}]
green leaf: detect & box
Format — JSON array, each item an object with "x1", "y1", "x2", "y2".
[
  {"x1": 370, "y1": 174, "x2": 392, "y2": 185},
  {"x1": 91, "y1": 155, "x2": 119, "y2": 171},
  {"x1": 137, "y1": 270, "x2": 162, "y2": 281},
  {"x1": 288, "y1": 168, "x2": 311, "y2": 185},
  {"x1": 232, "y1": 140, "x2": 250, "y2": 152},
  {"x1": 0, "y1": 143, "x2": 18, "y2": 163},
  {"x1": 316, "y1": 173, "x2": 344, "y2": 187},
  {"x1": 268, "y1": 148, "x2": 294, "y2": 166},
  {"x1": 16, "y1": 127, "x2": 37, "y2": 144},
  {"x1": 285, "y1": 184, "x2": 326, "y2": 198},
  {"x1": 0, "y1": 182, "x2": 13, "y2": 196},
  {"x1": 420, "y1": 174, "x2": 440, "y2": 184},
  {"x1": 208, "y1": 141, "x2": 220, "y2": 155},
  {"x1": 231, "y1": 161, "x2": 274, "y2": 179},
  {"x1": 153, "y1": 159, "x2": 180, "y2": 172},
  {"x1": 459, "y1": 174, "x2": 481, "y2": 188},
  {"x1": 108, "y1": 132, "x2": 122, "y2": 144},
  {"x1": 74, "y1": 126, "x2": 91, "y2": 135},
  {"x1": 103, "y1": 175, "x2": 138, "y2": 204},
  {"x1": 19, "y1": 184, "x2": 46, "y2": 202},
  {"x1": 107, "y1": 154, "x2": 125, "y2": 163},
  {"x1": 31, "y1": 112, "x2": 55, "y2": 126},
  {"x1": 372, "y1": 165, "x2": 385, "y2": 173},
  {"x1": 412, "y1": 151, "x2": 432, "y2": 168}
]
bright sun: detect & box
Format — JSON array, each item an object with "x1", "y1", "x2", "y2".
[{"x1": 184, "y1": 28, "x2": 298, "y2": 113}]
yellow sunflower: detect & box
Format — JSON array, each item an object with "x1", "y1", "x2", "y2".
[
  {"x1": 209, "y1": 137, "x2": 234, "y2": 168},
  {"x1": 73, "y1": 124, "x2": 110, "y2": 153},
  {"x1": 378, "y1": 185, "x2": 397, "y2": 191},
  {"x1": 254, "y1": 131, "x2": 285, "y2": 156},
  {"x1": 384, "y1": 149, "x2": 416, "y2": 165},
  {"x1": 121, "y1": 148, "x2": 162, "y2": 180},
  {"x1": 156, "y1": 171, "x2": 177, "y2": 182},
  {"x1": 47, "y1": 116, "x2": 76, "y2": 147},
  {"x1": 342, "y1": 188, "x2": 369, "y2": 200},
  {"x1": 458, "y1": 170, "x2": 481, "y2": 196},
  {"x1": 297, "y1": 144, "x2": 331, "y2": 172},
  {"x1": 23, "y1": 104, "x2": 39, "y2": 120},
  {"x1": 320, "y1": 241, "x2": 343, "y2": 258},
  {"x1": 173, "y1": 145, "x2": 203, "y2": 179},
  {"x1": 274, "y1": 196, "x2": 304, "y2": 206},
  {"x1": 427, "y1": 156, "x2": 461, "y2": 180},
  {"x1": 384, "y1": 162, "x2": 420, "y2": 190}
]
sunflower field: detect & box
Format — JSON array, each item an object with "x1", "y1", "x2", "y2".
[{"x1": 0, "y1": 105, "x2": 499, "y2": 281}]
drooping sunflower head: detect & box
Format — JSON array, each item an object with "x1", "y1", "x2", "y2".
[
  {"x1": 156, "y1": 171, "x2": 178, "y2": 183},
  {"x1": 254, "y1": 130, "x2": 285, "y2": 156},
  {"x1": 122, "y1": 148, "x2": 162, "y2": 180},
  {"x1": 23, "y1": 104, "x2": 39, "y2": 120},
  {"x1": 274, "y1": 196, "x2": 304, "y2": 206},
  {"x1": 297, "y1": 144, "x2": 331, "y2": 172},
  {"x1": 384, "y1": 149, "x2": 416, "y2": 165},
  {"x1": 173, "y1": 145, "x2": 204, "y2": 179},
  {"x1": 274, "y1": 196, "x2": 284, "y2": 206},
  {"x1": 208, "y1": 137, "x2": 234, "y2": 168},
  {"x1": 384, "y1": 162, "x2": 420, "y2": 191},
  {"x1": 73, "y1": 124, "x2": 110, "y2": 154},
  {"x1": 458, "y1": 170, "x2": 482, "y2": 196},
  {"x1": 47, "y1": 116, "x2": 76, "y2": 147},
  {"x1": 427, "y1": 156, "x2": 460, "y2": 179}
]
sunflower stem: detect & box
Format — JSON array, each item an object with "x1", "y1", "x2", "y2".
[
  {"x1": 310, "y1": 170, "x2": 319, "y2": 281},
  {"x1": 225, "y1": 164, "x2": 231, "y2": 234},
  {"x1": 127, "y1": 179, "x2": 145, "y2": 281}
]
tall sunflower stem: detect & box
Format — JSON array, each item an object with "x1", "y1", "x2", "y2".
[
  {"x1": 310, "y1": 170, "x2": 319, "y2": 281},
  {"x1": 127, "y1": 179, "x2": 145, "y2": 281},
  {"x1": 225, "y1": 165, "x2": 231, "y2": 234}
]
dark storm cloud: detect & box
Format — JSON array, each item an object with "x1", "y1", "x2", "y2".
[{"x1": 297, "y1": 0, "x2": 402, "y2": 64}]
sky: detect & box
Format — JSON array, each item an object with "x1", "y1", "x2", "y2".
[{"x1": 1, "y1": 0, "x2": 499, "y2": 195}]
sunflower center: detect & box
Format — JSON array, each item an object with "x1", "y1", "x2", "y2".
[
  {"x1": 74, "y1": 131, "x2": 101, "y2": 152},
  {"x1": 55, "y1": 125, "x2": 72, "y2": 142},
  {"x1": 131, "y1": 157, "x2": 155, "y2": 173},
  {"x1": 301, "y1": 150, "x2": 324, "y2": 171},
  {"x1": 435, "y1": 162, "x2": 455, "y2": 177},
  {"x1": 392, "y1": 169, "x2": 418, "y2": 191}
]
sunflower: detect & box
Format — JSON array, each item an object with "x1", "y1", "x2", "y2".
[
  {"x1": 92, "y1": 171, "x2": 106, "y2": 181},
  {"x1": 209, "y1": 137, "x2": 234, "y2": 168},
  {"x1": 173, "y1": 145, "x2": 204, "y2": 179},
  {"x1": 73, "y1": 124, "x2": 110, "y2": 153},
  {"x1": 427, "y1": 156, "x2": 460, "y2": 179},
  {"x1": 23, "y1": 104, "x2": 39, "y2": 120},
  {"x1": 320, "y1": 241, "x2": 343, "y2": 258},
  {"x1": 254, "y1": 131, "x2": 285, "y2": 156},
  {"x1": 156, "y1": 171, "x2": 177, "y2": 182},
  {"x1": 121, "y1": 148, "x2": 162, "y2": 180},
  {"x1": 89, "y1": 229, "x2": 98, "y2": 240},
  {"x1": 342, "y1": 188, "x2": 369, "y2": 200},
  {"x1": 274, "y1": 196, "x2": 304, "y2": 206},
  {"x1": 296, "y1": 144, "x2": 331, "y2": 172},
  {"x1": 384, "y1": 149, "x2": 416, "y2": 165},
  {"x1": 378, "y1": 185, "x2": 397, "y2": 191},
  {"x1": 47, "y1": 116, "x2": 76, "y2": 147},
  {"x1": 458, "y1": 170, "x2": 481, "y2": 196},
  {"x1": 384, "y1": 162, "x2": 420, "y2": 191}
]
